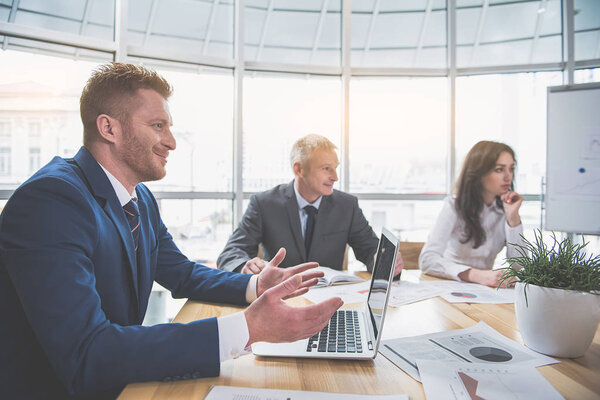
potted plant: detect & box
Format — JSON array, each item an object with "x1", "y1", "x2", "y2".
[{"x1": 499, "y1": 230, "x2": 600, "y2": 358}]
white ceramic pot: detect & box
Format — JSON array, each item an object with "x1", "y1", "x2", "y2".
[{"x1": 514, "y1": 282, "x2": 600, "y2": 358}]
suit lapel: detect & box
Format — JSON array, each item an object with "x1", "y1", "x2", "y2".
[
  {"x1": 135, "y1": 193, "x2": 152, "y2": 319},
  {"x1": 283, "y1": 182, "x2": 307, "y2": 261},
  {"x1": 73, "y1": 147, "x2": 140, "y2": 311}
]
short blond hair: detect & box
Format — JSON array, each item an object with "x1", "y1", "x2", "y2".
[{"x1": 290, "y1": 134, "x2": 337, "y2": 169}]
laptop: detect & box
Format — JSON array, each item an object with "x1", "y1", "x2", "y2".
[{"x1": 252, "y1": 227, "x2": 400, "y2": 360}]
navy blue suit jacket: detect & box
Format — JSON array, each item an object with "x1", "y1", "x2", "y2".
[{"x1": 0, "y1": 147, "x2": 251, "y2": 399}]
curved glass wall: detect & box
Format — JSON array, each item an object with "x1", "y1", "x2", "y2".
[{"x1": 1, "y1": 0, "x2": 599, "y2": 274}]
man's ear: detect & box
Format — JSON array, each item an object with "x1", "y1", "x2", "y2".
[
  {"x1": 292, "y1": 161, "x2": 304, "y2": 177},
  {"x1": 96, "y1": 114, "x2": 121, "y2": 144}
]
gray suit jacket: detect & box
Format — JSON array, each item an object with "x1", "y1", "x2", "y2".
[{"x1": 217, "y1": 181, "x2": 379, "y2": 272}]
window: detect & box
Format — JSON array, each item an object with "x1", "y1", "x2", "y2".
[
  {"x1": 457, "y1": 0, "x2": 562, "y2": 68},
  {"x1": 349, "y1": 77, "x2": 448, "y2": 194},
  {"x1": 127, "y1": 0, "x2": 234, "y2": 60},
  {"x1": 456, "y1": 71, "x2": 563, "y2": 194},
  {"x1": 29, "y1": 148, "x2": 40, "y2": 175},
  {"x1": 243, "y1": 73, "x2": 342, "y2": 192},
  {"x1": 574, "y1": 0, "x2": 600, "y2": 61},
  {"x1": 144, "y1": 67, "x2": 234, "y2": 192},
  {"x1": 0, "y1": 0, "x2": 115, "y2": 41},
  {"x1": 574, "y1": 68, "x2": 600, "y2": 83},
  {"x1": 245, "y1": 1, "x2": 342, "y2": 66},
  {"x1": 346, "y1": 199, "x2": 445, "y2": 270},
  {"x1": 158, "y1": 199, "x2": 233, "y2": 267},
  {"x1": 351, "y1": 1, "x2": 447, "y2": 68},
  {"x1": 0, "y1": 148, "x2": 10, "y2": 176},
  {"x1": 0, "y1": 50, "x2": 101, "y2": 188}
]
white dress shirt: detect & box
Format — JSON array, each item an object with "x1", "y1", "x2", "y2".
[
  {"x1": 293, "y1": 181, "x2": 323, "y2": 239},
  {"x1": 419, "y1": 196, "x2": 524, "y2": 281},
  {"x1": 98, "y1": 163, "x2": 256, "y2": 361}
]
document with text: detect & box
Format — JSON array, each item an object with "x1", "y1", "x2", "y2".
[
  {"x1": 418, "y1": 360, "x2": 564, "y2": 400},
  {"x1": 379, "y1": 321, "x2": 558, "y2": 382}
]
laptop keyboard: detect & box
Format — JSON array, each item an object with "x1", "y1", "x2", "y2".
[{"x1": 306, "y1": 309, "x2": 363, "y2": 353}]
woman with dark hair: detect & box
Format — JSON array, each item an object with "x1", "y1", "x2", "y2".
[{"x1": 419, "y1": 141, "x2": 524, "y2": 287}]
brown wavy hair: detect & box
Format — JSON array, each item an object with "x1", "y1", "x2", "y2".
[{"x1": 455, "y1": 141, "x2": 516, "y2": 248}]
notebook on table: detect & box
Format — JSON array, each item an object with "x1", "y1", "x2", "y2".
[{"x1": 252, "y1": 227, "x2": 400, "y2": 360}]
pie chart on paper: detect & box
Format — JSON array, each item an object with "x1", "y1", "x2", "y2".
[
  {"x1": 469, "y1": 346, "x2": 513, "y2": 362},
  {"x1": 450, "y1": 292, "x2": 477, "y2": 299}
]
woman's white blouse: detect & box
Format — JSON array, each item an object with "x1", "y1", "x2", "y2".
[{"x1": 419, "y1": 196, "x2": 524, "y2": 281}]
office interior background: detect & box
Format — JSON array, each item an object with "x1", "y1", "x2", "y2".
[{"x1": 0, "y1": 0, "x2": 599, "y2": 322}]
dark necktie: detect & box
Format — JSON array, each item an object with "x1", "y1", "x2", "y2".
[
  {"x1": 123, "y1": 199, "x2": 140, "y2": 251},
  {"x1": 304, "y1": 205, "x2": 318, "y2": 255}
]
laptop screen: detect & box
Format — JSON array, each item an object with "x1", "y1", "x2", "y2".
[{"x1": 367, "y1": 229, "x2": 398, "y2": 340}]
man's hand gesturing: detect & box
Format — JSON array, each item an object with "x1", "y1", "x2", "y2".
[
  {"x1": 256, "y1": 248, "x2": 324, "y2": 298},
  {"x1": 244, "y1": 275, "x2": 343, "y2": 345}
]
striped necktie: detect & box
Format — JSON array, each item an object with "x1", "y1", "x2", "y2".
[{"x1": 123, "y1": 199, "x2": 140, "y2": 251}]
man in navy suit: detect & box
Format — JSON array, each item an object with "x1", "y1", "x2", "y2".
[{"x1": 0, "y1": 63, "x2": 342, "y2": 399}]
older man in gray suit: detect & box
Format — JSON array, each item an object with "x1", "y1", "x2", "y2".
[{"x1": 218, "y1": 134, "x2": 403, "y2": 276}]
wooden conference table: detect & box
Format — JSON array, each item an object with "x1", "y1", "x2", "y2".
[{"x1": 119, "y1": 272, "x2": 600, "y2": 400}]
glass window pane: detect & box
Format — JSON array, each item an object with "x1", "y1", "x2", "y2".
[
  {"x1": 243, "y1": 73, "x2": 342, "y2": 192},
  {"x1": 346, "y1": 199, "x2": 445, "y2": 270},
  {"x1": 457, "y1": 0, "x2": 562, "y2": 68},
  {"x1": 349, "y1": 77, "x2": 448, "y2": 194},
  {"x1": 574, "y1": 67, "x2": 600, "y2": 83},
  {"x1": 0, "y1": 50, "x2": 103, "y2": 190},
  {"x1": 144, "y1": 67, "x2": 233, "y2": 192},
  {"x1": 158, "y1": 199, "x2": 233, "y2": 266},
  {"x1": 352, "y1": 1, "x2": 447, "y2": 68},
  {"x1": 128, "y1": 0, "x2": 234, "y2": 60},
  {"x1": 244, "y1": 0, "x2": 341, "y2": 66},
  {"x1": 574, "y1": 0, "x2": 600, "y2": 61},
  {"x1": 1, "y1": 0, "x2": 115, "y2": 42},
  {"x1": 455, "y1": 72, "x2": 563, "y2": 195}
]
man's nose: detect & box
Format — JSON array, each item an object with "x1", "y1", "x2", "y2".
[{"x1": 164, "y1": 127, "x2": 176, "y2": 150}]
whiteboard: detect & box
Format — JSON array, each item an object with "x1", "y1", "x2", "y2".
[{"x1": 545, "y1": 82, "x2": 600, "y2": 235}]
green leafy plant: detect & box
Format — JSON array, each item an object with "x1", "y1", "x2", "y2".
[{"x1": 498, "y1": 230, "x2": 600, "y2": 303}]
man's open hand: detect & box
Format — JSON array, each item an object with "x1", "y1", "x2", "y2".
[
  {"x1": 256, "y1": 248, "x2": 324, "y2": 298},
  {"x1": 244, "y1": 275, "x2": 343, "y2": 345}
]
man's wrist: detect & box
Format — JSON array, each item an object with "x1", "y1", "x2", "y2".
[{"x1": 245, "y1": 275, "x2": 258, "y2": 303}]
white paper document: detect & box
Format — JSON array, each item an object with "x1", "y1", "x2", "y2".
[
  {"x1": 303, "y1": 280, "x2": 371, "y2": 304},
  {"x1": 303, "y1": 270, "x2": 515, "y2": 306},
  {"x1": 418, "y1": 360, "x2": 564, "y2": 400},
  {"x1": 440, "y1": 287, "x2": 515, "y2": 304},
  {"x1": 379, "y1": 322, "x2": 558, "y2": 382},
  {"x1": 387, "y1": 280, "x2": 447, "y2": 307},
  {"x1": 204, "y1": 386, "x2": 409, "y2": 400}
]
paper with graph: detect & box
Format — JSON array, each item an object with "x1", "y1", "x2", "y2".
[
  {"x1": 379, "y1": 322, "x2": 558, "y2": 382},
  {"x1": 417, "y1": 360, "x2": 564, "y2": 400}
]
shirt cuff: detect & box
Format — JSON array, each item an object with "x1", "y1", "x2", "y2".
[
  {"x1": 505, "y1": 221, "x2": 523, "y2": 238},
  {"x1": 217, "y1": 312, "x2": 251, "y2": 362},
  {"x1": 245, "y1": 275, "x2": 258, "y2": 303},
  {"x1": 443, "y1": 262, "x2": 472, "y2": 281}
]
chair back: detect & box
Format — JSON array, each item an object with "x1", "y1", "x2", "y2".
[{"x1": 398, "y1": 241, "x2": 425, "y2": 269}]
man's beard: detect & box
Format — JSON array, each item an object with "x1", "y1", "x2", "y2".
[{"x1": 121, "y1": 128, "x2": 166, "y2": 183}]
